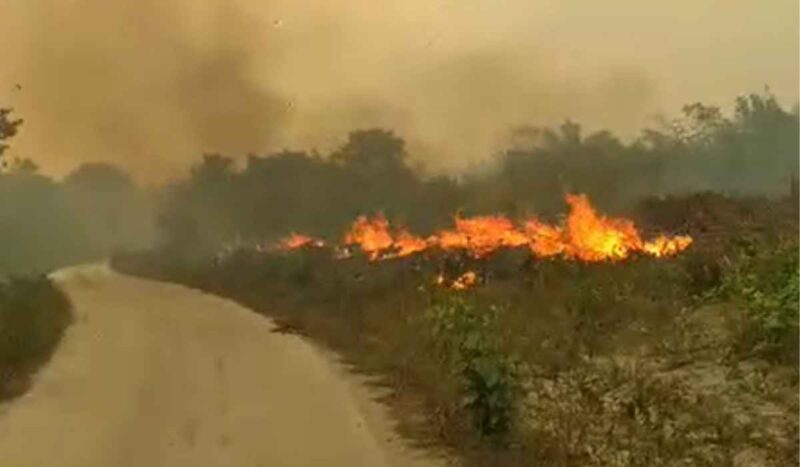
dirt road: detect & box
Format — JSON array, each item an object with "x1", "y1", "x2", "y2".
[{"x1": 0, "y1": 264, "x2": 442, "y2": 467}]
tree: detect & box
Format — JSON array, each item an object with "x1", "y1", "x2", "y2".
[
  {"x1": 63, "y1": 162, "x2": 153, "y2": 256},
  {"x1": 155, "y1": 154, "x2": 239, "y2": 257},
  {"x1": 0, "y1": 108, "x2": 23, "y2": 167},
  {"x1": 64, "y1": 162, "x2": 134, "y2": 192},
  {"x1": 8, "y1": 158, "x2": 39, "y2": 175},
  {"x1": 329, "y1": 128, "x2": 420, "y2": 219},
  {"x1": 331, "y1": 129, "x2": 409, "y2": 174},
  {"x1": 190, "y1": 153, "x2": 236, "y2": 184}
]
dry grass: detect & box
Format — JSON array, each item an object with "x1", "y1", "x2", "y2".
[{"x1": 113, "y1": 194, "x2": 799, "y2": 466}]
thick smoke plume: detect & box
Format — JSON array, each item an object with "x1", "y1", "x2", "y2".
[{"x1": 1, "y1": 0, "x2": 797, "y2": 182}]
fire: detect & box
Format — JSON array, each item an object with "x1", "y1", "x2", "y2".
[
  {"x1": 523, "y1": 194, "x2": 694, "y2": 261},
  {"x1": 343, "y1": 214, "x2": 394, "y2": 260},
  {"x1": 451, "y1": 271, "x2": 478, "y2": 290},
  {"x1": 434, "y1": 271, "x2": 479, "y2": 290},
  {"x1": 277, "y1": 193, "x2": 693, "y2": 262},
  {"x1": 524, "y1": 219, "x2": 565, "y2": 258},
  {"x1": 560, "y1": 194, "x2": 647, "y2": 261},
  {"x1": 277, "y1": 233, "x2": 325, "y2": 250},
  {"x1": 642, "y1": 235, "x2": 694, "y2": 258},
  {"x1": 342, "y1": 214, "x2": 429, "y2": 260},
  {"x1": 434, "y1": 215, "x2": 529, "y2": 258},
  {"x1": 394, "y1": 229, "x2": 429, "y2": 258}
]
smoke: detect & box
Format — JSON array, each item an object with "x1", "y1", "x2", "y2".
[
  {"x1": 1, "y1": 0, "x2": 289, "y2": 180},
  {"x1": 0, "y1": 0, "x2": 797, "y2": 182}
]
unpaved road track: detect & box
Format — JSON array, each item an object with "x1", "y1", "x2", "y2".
[{"x1": 0, "y1": 264, "x2": 441, "y2": 467}]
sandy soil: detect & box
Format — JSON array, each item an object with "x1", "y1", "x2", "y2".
[{"x1": 0, "y1": 264, "x2": 443, "y2": 467}]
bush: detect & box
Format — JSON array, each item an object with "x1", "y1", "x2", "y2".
[
  {"x1": 0, "y1": 276, "x2": 72, "y2": 399},
  {"x1": 714, "y1": 243, "x2": 799, "y2": 363},
  {"x1": 113, "y1": 193, "x2": 798, "y2": 465},
  {"x1": 524, "y1": 360, "x2": 761, "y2": 467},
  {"x1": 426, "y1": 293, "x2": 520, "y2": 437}
]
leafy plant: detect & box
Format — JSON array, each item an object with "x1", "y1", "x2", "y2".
[
  {"x1": 426, "y1": 293, "x2": 520, "y2": 436},
  {"x1": 713, "y1": 242, "x2": 799, "y2": 362},
  {"x1": 0, "y1": 276, "x2": 72, "y2": 399}
]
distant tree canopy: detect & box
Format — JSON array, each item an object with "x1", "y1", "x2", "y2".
[
  {"x1": 63, "y1": 163, "x2": 154, "y2": 256},
  {"x1": 0, "y1": 110, "x2": 153, "y2": 275},
  {"x1": 494, "y1": 91, "x2": 799, "y2": 214},
  {"x1": 0, "y1": 91, "x2": 797, "y2": 268},
  {"x1": 331, "y1": 129, "x2": 409, "y2": 175},
  {"x1": 154, "y1": 91, "x2": 798, "y2": 257},
  {"x1": 0, "y1": 108, "x2": 23, "y2": 165},
  {"x1": 64, "y1": 162, "x2": 135, "y2": 192},
  {"x1": 0, "y1": 162, "x2": 154, "y2": 275},
  {"x1": 638, "y1": 92, "x2": 799, "y2": 196}
]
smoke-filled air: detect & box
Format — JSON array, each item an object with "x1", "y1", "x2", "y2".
[
  {"x1": 0, "y1": 0, "x2": 797, "y2": 181},
  {"x1": 0, "y1": 2, "x2": 798, "y2": 466}
]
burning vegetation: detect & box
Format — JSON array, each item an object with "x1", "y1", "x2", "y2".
[
  {"x1": 436, "y1": 270, "x2": 479, "y2": 291},
  {"x1": 277, "y1": 233, "x2": 326, "y2": 251},
  {"x1": 106, "y1": 92, "x2": 796, "y2": 466},
  {"x1": 276, "y1": 193, "x2": 692, "y2": 263},
  {"x1": 269, "y1": 194, "x2": 693, "y2": 291},
  {"x1": 114, "y1": 191, "x2": 798, "y2": 466}
]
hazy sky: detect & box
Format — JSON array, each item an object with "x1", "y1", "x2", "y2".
[{"x1": 1, "y1": 0, "x2": 797, "y2": 183}]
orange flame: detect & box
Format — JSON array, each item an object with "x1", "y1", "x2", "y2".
[
  {"x1": 451, "y1": 271, "x2": 478, "y2": 290},
  {"x1": 343, "y1": 214, "x2": 394, "y2": 260},
  {"x1": 523, "y1": 194, "x2": 694, "y2": 261},
  {"x1": 277, "y1": 233, "x2": 325, "y2": 250},
  {"x1": 343, "y1": 214, "x2": 429, "y2": 260},
  {"x1": 434, "y1": 215, "x2": 529, "y2": 258},
  {"x1": 285, "y1": 194, "x2": 692, "y2": 262},
  {"x1": 434, "y1": 271, "x2": 479, "y2": 290},
  {"x1": 524, "y1": 219, "x2": 565, "y2": 258},
  {"x1": 642, "y1": 235, "x2": 694, "y2": 258},
  {"x1": 560, "y1": 194, "x2": 646, "y2": 261},
  {"x1": 394, "y1": 229, "x2": 429, "y2": 258}
]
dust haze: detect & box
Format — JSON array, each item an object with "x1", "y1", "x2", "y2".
[{"x1": 0, "y1": 0, "x2": 797, "y2": 182}]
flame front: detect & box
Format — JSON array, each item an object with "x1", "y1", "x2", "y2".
[
  {"x1": 524, "y1": 219, "x2": 566, "y2": 258},
  {"x1": 342, "y1": 214, "x2": 428, "y2": 260},
  {"x1": 278, "y1": 233, "x2": 325, "y2": 250},
  {"x1": 642, "y1": 235, "x2": 694, "y2": 258},
  {"x1": 560, "y1": 194, "x2": 645, "y2": 261},
  {"x1": 435, "y1": 215, "x2": 529, "y2": 258},
  {"x1": 394, "y1": 229, "x2": 429, "y2": 258},
  {"x1": 278, "y1": 194, "x2": 692, "y2": 262},
  {"x1": 343, "y1": 214, "x2": 395, "y2": 260}
]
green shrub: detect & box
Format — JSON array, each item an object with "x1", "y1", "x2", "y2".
[
  {"x1": 714, "y1": 243, "x2": 799, "y2": 362},
  {"x1": 426, "y1": 293, "x2": 520, "y2": 437},
  {"x1": 0, "y1": 276, "x2": 72, "y2": 399}
]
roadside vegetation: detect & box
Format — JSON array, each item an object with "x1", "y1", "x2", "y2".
[
  {"x1": 0, "y1": 108, "x2": 153, "y2": 276},
  {"x1": 115, "y1": 190, "x2": 798, "y2": 466},
  {"x1": 4, "y1": 88, "x2": 797, "y2": 464},
  {"x1": 0, "y1": 276, "x2": 72, "y2": 401},
  {"x1": 707, "y1": 242, "x2": 798, "y2": 364},
  {"x1": 0, "y1": 109, "x2": 75, "y2": 401},
  {"x1": 112, "y1": 91, "x2": 798, "y2": 465}
]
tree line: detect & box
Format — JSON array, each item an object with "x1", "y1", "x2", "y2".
[
  {"x1": 156, "y1": 91, "x2": 798, "y2": 258},
  {"x1": 0, "y1": 113, "x2": 152, "y2": 274},
  {"x1": 0, "y1": 90, "x2": 797, "y2": 270}
]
